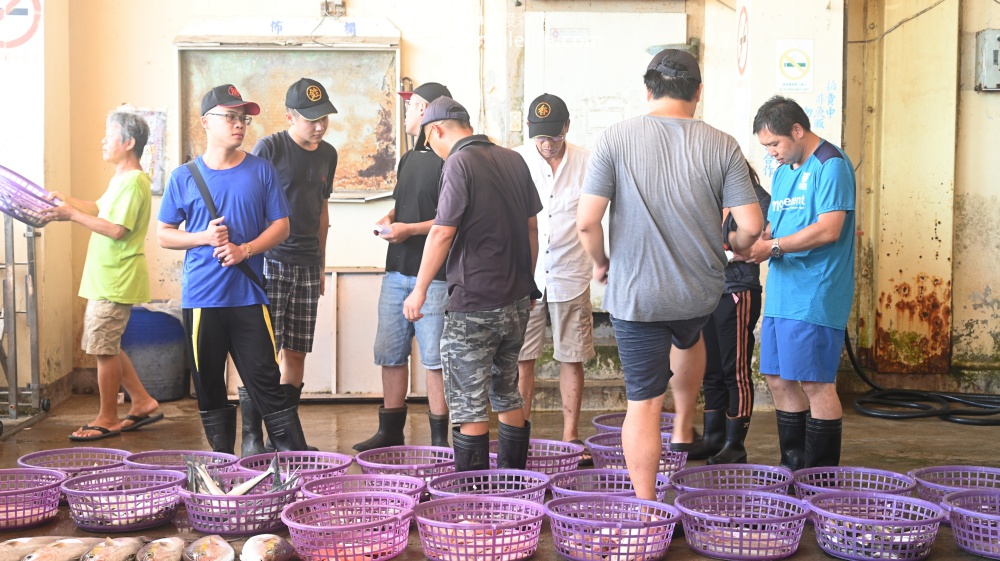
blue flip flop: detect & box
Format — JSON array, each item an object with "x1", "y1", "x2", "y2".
[{"x1": 121, "y1": 412, "x2": 164, "y2": 432}]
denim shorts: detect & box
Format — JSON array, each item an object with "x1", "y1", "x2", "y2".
[
  {"x1": 610, "y1": 314, "x2": 711, "y2": 402},
  {"x1": 374, "y1": 272, "x2": 448, "y2": 370},
  {"x1": 759, "y1": 317, "x2": 844, "y2": 383}
]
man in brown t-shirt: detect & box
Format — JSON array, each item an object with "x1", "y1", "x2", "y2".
[{"x1": 403, "y1": 96, "x2": 542, "y2": 472}]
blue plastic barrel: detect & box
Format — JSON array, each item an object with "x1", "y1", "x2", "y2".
[{"x1": 120, "y1": 305, "x2": 187, "y2": 402}]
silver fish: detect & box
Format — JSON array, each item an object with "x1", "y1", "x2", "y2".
[
  {"x1": 238, "y1": 535, "x2": 294, "y2": 561},
  {"x1": 80, "y1": 538, "x2": 146, "y2": 561},
  {"x1": 182, "y1": 536, "x2": 233, "y2": 561},
  {"x1": 20, "y1": 538, "x2": 104, "y2": 561},
  {"x1": 135, "y1": 538, "x2": 185, "y2": 561},
  {"x1": 0, "y1": 538, "x2": 60, "y2": 561}
]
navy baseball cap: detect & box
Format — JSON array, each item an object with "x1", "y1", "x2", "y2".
[
  {"x1": 527, "y1": 93, "x2": 569, "y2": 138},
  {"x1": 647, "y1": 49, "x2": 702, "y2": 81},
  {"x1": 420, "y1": 96, "x2": 471, "y2": 126},
  {"x1": 201, "y1": 84, "x2": 260, "y2": 116},
  {"x1": 286, "y1": 78, "x2": 337, "y2": 120}
]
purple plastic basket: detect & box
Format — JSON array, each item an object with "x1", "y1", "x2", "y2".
[
  {"x1": 675, "y1": 489, "x2": 810, "y2": 560},
  {"x1": 592, "y1": 411, "x2": 675, "y2": 434},
  {"x1": 180, "y1": 471, "x2": 298, "y2": 536},
  {"x1": 545, "y1": 495, "x2": 680, "y2": 561},
  {"x1": 584, "y1": 432, "x2": 688, "y2": 477},
  {"x1": 942, "y1": 489, "x2": 1000, "y2": 560},
  {"x1": 125, "y1": 450, "x2": 238, "y2": 474},
  {"x1": 487, "y1": 439, "x2": 584, "y2": 475},
  {"x1": 0, "y1": 468, "x2": 66, "y2": 530},
  {"x1": 0, "y1": 164, "x2": 56, "y2": 228},
  {"x1": 282, "y1": 492, "x2": 414, "y2": 561},
  {"x1": 807, "y1": 491, "x2": 946, "y2": 561},
  {"x1": 908, "y1": 465, "x2": 1000, "y2": 504},
  {"x1": 18, "y1": 447, "x2": 129, "y2": 476},
  {"x1": 238, "y1": 451, "x2": 353, "y2": 483},
  {"x1": 414, "y1": 496, "x2": 545, "y2": 561},
  {"x1": 427, "y1": 469, "x2": 550, "y2": 504},
  {"x1": 670, "y1": 463, "x2": 794, "y2": 494},
  {"x1": 793, "y1": 466, "x2": 917, "y2": 500},
  {"x1": 302, "y1": 473, "x2": 426, "y2": 502},
  {"x1": 548, "y1": 469, "x2": 671, "y2": 502},
  {"x1": 61, "y1": 469, "x2": 186, "y2": 532},
  {"x1": 355, "y1": 446, "x2": 455, "y2": 485}
]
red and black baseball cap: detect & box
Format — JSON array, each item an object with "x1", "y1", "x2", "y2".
[
  {"x1": 398, "y1": 82, "x2": 452, "y2": 104},
  {"x1": 200, "y1": 84, "x2": 261, "y2": 117},
  {"x1": 527, "y1": 93, "x2": 570, "y2": 138}
]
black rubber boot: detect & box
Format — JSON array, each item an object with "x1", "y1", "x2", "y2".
[
  {"x1": 352, "y1": 406, "x2": 407, "y2": 452},
  {"x1": 429, "y1": 413, "x2": 450, "y2": 447},
  {"x1": 707, "y1": 416, "x2": 751, "y2": 465},
  {"x1": 775, "y1": 410, "x2": 807, "y2": 471},
  {"x1": 262, "y1": 406, "x2": 308, "y2": 452},
  {"x1": 701, "y1": 409, "x2": 727, "y2": 457},
  {"x1": 265, "y1": 384, "x2": 318, "y2": 452},
  {"x1": 452, "y1": 428, "x2": 490, "y2": 472},
  {"x1": 200, "y1": 405, "x2": 237, "y2": 455},
  {"x1": 804, "y1": 417, "x2": 842, "y2": 468},
  {"x1": 497, "y1": 420, "x2": 531, "y2": 470},
  {"x1": 238, "y1": 387, "x2": 266, "y2": 458}
]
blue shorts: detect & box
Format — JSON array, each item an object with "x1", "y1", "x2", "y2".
[
  {"x1": 374, "y1": 272, "x2": 448, "y2": 370},
  {"x1": 759, "y1": 317, "x2": 844, "y2": 383},
  {"x1": 610, "y1": 315, "x2": 711, "y2": 402}
]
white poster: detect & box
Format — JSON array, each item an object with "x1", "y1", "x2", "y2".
[{"x1": 776, "y1": 39, "x2": 813, "y2": 92}]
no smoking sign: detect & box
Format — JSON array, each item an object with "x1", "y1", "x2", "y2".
[{"x1": 0, "y1": 0, "x2": 42, "y2": 49}]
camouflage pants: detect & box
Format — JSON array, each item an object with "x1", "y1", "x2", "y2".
[{"x1": 441, "y1": 297, "x2": 530, "y2": 424}]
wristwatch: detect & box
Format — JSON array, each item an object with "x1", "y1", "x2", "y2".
[{"x1": 771, "y1": 239, "x2": 784, "y2": 259}]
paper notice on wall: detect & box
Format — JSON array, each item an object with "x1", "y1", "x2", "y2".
[{"x1": 776, "y1": 39, "x2": 813, "y2": 92}]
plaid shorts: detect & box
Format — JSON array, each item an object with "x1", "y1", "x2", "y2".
[{"x1": 264, "y1": 258, "x2": 322, "y2": 353}]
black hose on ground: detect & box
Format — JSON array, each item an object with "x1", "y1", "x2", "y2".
[{"x1": 846, "y1": 333, "x2": 1000, "y2": 425}]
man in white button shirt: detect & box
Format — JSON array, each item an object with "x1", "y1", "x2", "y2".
[{"x1": 514, "y1": 94, "x2": 596, "y2": 465}]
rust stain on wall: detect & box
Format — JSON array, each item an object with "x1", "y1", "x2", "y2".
[{"x1": 874, "y1": 274, "x2": 952, "y2": 374}]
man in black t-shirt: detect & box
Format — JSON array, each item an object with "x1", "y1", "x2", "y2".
[
  {"x1": 247, "y1": 77, "x2": 337, "y2": 456},
  {"x1": 403, "y1": 97, "x2": 542, "y2": 472},
  {"x1": 353, "y1": 82, "x2": 453, "y2": 452}
]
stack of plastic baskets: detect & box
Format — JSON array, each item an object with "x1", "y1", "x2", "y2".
[
  {"x1": 669, "y1": 464, "x2": 794, "y2": 494},
  {"x1": 675, "y1": 489, "x2": 810, "y2": 560},
  {"x1": 414, "y1": 495, "x2": 544, "y2": 561},
  {"x1": 488, "y1": 439, "x2": 584, "y2": 475},
  {"x1": 302, "y1": 473, "x2": 426, "y2": 502},
  {"x1": 793, "y1": 466, "x2": 917, "y2": 500},
  {"x1": 0, "y1": 468, "x2": 66, "y2": 530},
  {"x1": 180, "y1": 471, "x2": 299, "y2": 536},
  {"x1": 591, "y1": 411, "x2": 675, "y2": 434},
  {"x1": 61, "y1": 469, "x2": 186, "y2": 532},
  {"x1": 355, "y1": 446, "x2": 455, "y2": 488},
  {"x1": 908, "y1": 465, "x2": 1000, "y2": 504},
  {"x1": 546, "y1": 495, "x2": 680, "y2": 561},
  {"x1": 125, "y1": 450, "x2": 238, "y2": 474},
  {"x1": 18, "y1": 447, "x2": 129, "y2": 501},
  {"x1": 428, "y1": 469, "x2": 550, "y2": 504},
  {"x1": 282, "y1": 492, "x2": 414, "y2": 561},
  {"x1": 807, "y1": 491, "x2": 946, "y2": 561},
  {"x1": 238, "y1": 451, "x2": 353, "y2": 484},
  {"x1": 548, "y1": 469, "x2": 671, "y2": 502},
  {"x1": 584, "y1": 432, "x2": 687, "y2": 477},
  {"x1": 941, "y1": 489, "x2": 1000, "y2": 560}
]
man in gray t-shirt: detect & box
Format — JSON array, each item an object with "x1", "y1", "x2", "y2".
[{"x1": 577, "y1": 49, "x2": 763, "y2": 500}]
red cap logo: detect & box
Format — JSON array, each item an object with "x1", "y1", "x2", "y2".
[{"x1": 228, "y1": 85, "x2": 242, "y2": 99}]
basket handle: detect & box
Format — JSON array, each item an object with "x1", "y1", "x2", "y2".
[{"x1": 938, "y1": 500, "x2": 953, "y2": 514}]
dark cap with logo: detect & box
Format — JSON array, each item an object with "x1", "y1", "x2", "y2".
[
  {"x1": 420, "y1": 96, "x2": 471, "y2": 126},
  {"x1": 286, "y1": 78, "x2": 338, "y2": 120},
  {"x1": 399, "y1": 82, "x2": 452, "y2": 104},
  {"x1": 201, "y1": 84, "x2": 261, "y2": 116},
  {"x1": 647, "y1": 49, "x2": 702, "y2": 82},
  {"x1": 527, "y1": 93, "x2": 569, "y2": 138}
]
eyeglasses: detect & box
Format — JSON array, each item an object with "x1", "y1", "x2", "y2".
[
  {"x1": 206, "y1": 112, "x2": 253, "y2": 125},
  {"x1": 534, "y1": 135, "x2": 565, "y2": 142},
  {"x1": 405, "y1": 99, "x2": 426, "y2": 110}
]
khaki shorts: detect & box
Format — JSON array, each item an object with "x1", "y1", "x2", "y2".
[
  {"x1": 81, "y1": 300, "x2": 132, "y2": 356},
  {"x1": 518, "y1": 288, "x2": 596, "y2": 363}
]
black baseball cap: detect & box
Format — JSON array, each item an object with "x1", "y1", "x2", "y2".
[
  {"x1": 420, "y1": 96, "x2": 471, "y2": 126},
  {"x1": 200, "y1": 84, "x2": 260, "y2": 116},
  {"x1": 527, "y1": 93, "x2": 569, "y2": 138},
  {"x1": 398, "y1": 82, "x2": 452, "y2": 104},
  {"x1": 646, "y1": 49, "x2": 702, "y2": 81},
  {"x1": 286, "y1": 78, "x2": 338, "y2": 120}
]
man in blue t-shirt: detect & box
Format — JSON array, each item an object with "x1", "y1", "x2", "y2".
[
  {"x1": 158, "y1": 83, "x2": 308, "y2": 454},
  {"x1": 742, "y1": 95, "x2": 856, "y2": 469}
]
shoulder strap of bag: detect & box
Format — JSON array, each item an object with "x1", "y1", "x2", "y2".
[{"x1": 185, "y1": 161, "x2": 266, "y2": 292}]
